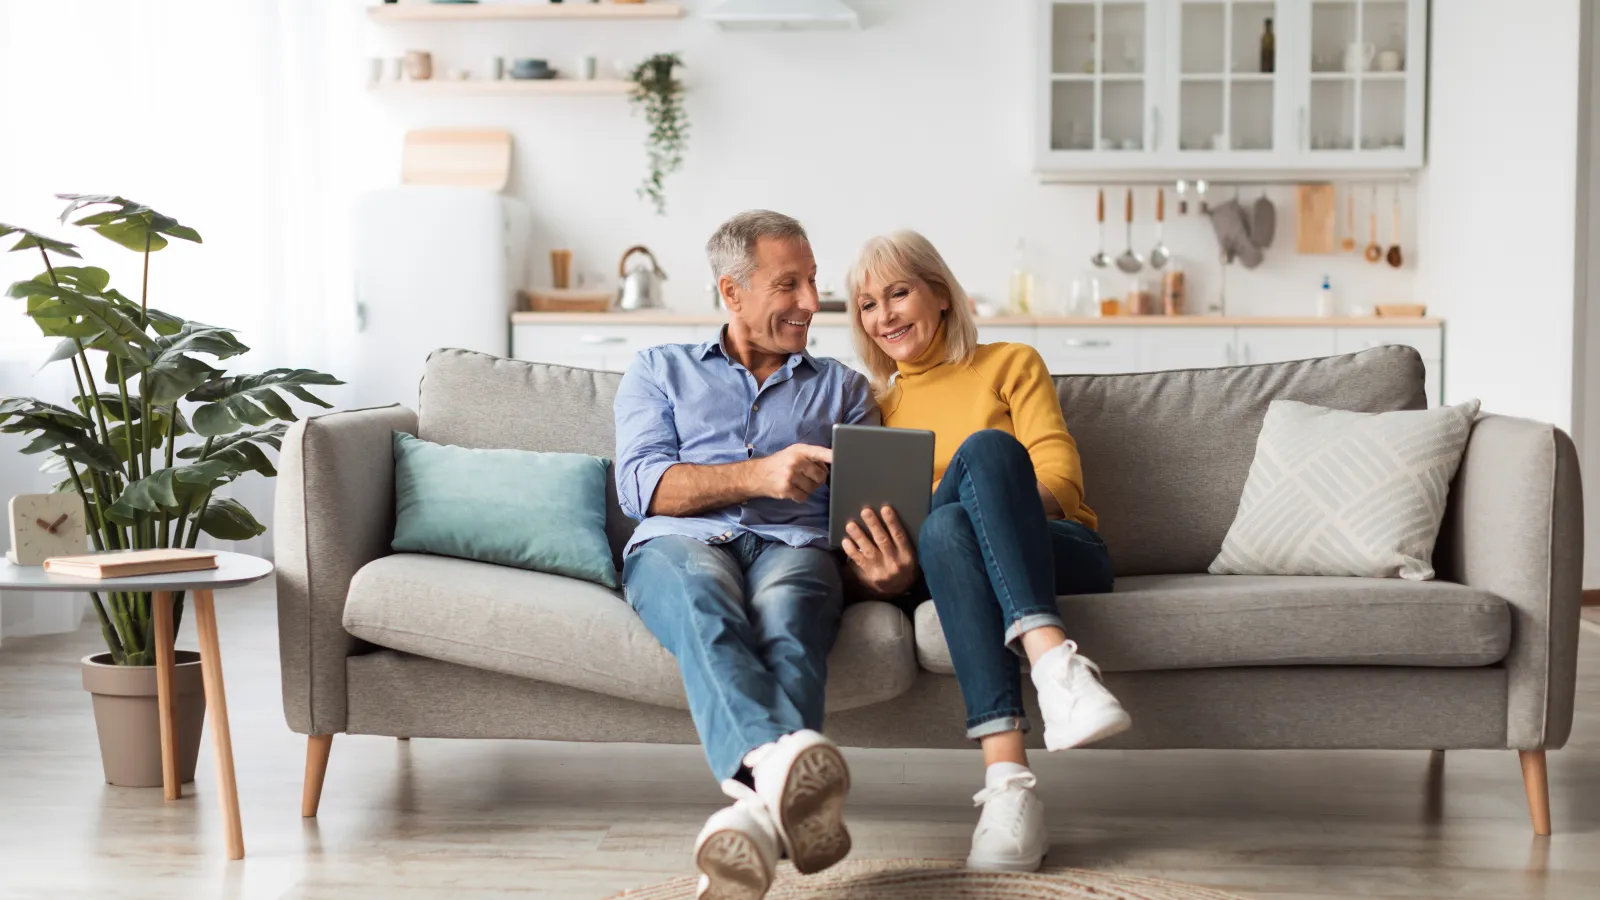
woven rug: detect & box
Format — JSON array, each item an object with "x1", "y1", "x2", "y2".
[{"x1": 609, "y1": 858, "x2": 1251, "y2": 899}]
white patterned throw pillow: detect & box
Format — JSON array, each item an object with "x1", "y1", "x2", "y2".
[{"x1": 1210, "y1": 398, "x2": 1481, "y2": 581}]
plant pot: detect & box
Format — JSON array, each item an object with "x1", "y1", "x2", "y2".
[
  {"x1": 80, "y1": 651, "x2": 206, "y2": 787},
  {"x1": 649, "y1": 59, "x2": 675, "y2": 83}
]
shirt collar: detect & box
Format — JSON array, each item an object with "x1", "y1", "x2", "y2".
[{"x1": 698, "y1": 326, "x2": 817, "y2": 371}]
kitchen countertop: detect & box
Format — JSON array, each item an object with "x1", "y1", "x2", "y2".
[{"x1": 511, "y1": 312, "x2": 1442, "y2": 327}]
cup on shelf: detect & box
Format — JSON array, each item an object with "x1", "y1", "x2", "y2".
[
  {"x1": 387, "y1": 57, "x2": 405, "y2": 81},
  {"x1": 404, "y1": 50, "x2": 433, "y2": 81},
  {"x1": 490, "y1": 56, "x2": 506, "y2": 81},
  {"x1": 367, "y1": 58, "x2": 384, "y2": 85},
  {"x1": 1099, "y1": 138, "x2": 1116, "y2": 151},
  {"x1": 580, "y1": 55, "x2": 598, "y2": 81},
  {"x1": 1343, "y1": 41, "x2": 1376, "y2": 73},
  {"x1": 1376, "y1": 50, "x2": 1403, "y2": 72},
  {"x1": 1210, "y1": 132, "x2": 1227, "y2": 151}
]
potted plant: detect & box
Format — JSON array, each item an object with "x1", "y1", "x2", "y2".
[
  {"x1": 630, "y1": 52, "x2": 688, "y2": 216},
  {"x1": 0, "y1": 194, "x2": 341, "y2": 787}
]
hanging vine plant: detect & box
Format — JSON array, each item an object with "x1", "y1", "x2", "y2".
[{"x1": 629, "y1": 53, "x2": 688, "y2": 216}]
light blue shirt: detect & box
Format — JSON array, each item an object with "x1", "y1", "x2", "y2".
[{"x1": 614, "y1": 329, "x2": 877, "y2": 555}]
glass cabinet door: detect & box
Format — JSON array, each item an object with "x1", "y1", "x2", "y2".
[
  {"x1": 1172, "y1": 0, "x2": 1281, "y2": 158},
  {"x1": 1305, "y1": 0, "x2": 1410, "y2": 157},
  {"x1": 1047, "y1": 1, "x2": 1155, "y2": 156}
]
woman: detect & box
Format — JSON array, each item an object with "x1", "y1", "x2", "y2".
[{"x1": 839, "y1": 230, "x2": 1128, "y2": 873}]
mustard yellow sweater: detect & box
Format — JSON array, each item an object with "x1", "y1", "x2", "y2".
[{"x1": 880, "y1": 331, "x2": 1097, "y2": 530}]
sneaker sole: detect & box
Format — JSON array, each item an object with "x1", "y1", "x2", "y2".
[
  {"x1": 1044, "y1": 708, "x2": 1132, "y2": 751},
  {"x1": 966, "y1": 848, "x2": 1046, "y2": 873},
  {"x1": 695, "y1": 829, "x2": 773, "y2": 900},
  {"x1": 776, "y1": 743, "x2": 852, "y2": 875}
]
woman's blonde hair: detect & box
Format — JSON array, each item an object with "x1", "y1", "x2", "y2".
[{"x1": 845, "y1": 230, "x2": 978, "y2": 394}]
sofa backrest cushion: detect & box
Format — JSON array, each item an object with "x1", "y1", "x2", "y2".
[
  {"x1": 418, "y1": 349, "x2": 635, "y2": 566},
  {"x1": 1055, "y1": 345, "x2": 1427, "y2": 577}
]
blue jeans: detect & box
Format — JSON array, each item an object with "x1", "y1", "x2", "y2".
[
  {"x1": 912, "y1": 429, "x2": 1114, "y2": 740},
  {"x1": 623, "y1": 533, "x2": 844, "y2": 780}
]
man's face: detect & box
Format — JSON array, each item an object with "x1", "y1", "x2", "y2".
[{"x1": 723, "y1": 236, "x2": 820, "y2": 355}]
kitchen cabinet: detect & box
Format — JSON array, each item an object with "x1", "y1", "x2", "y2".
[
  {"x1": 510, "y1": 316, "x2": 1442, "y2": 405},
  {"x1": 1035, "y1": 0, "x2": 1427, "y2": 176}
]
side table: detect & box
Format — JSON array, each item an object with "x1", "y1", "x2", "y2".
[{"x1": 0, "y1": 550, "x2": 274, "y2": 860}]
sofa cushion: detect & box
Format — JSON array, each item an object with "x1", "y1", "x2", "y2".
[
  {"x1": 343, "y1": 553, "x2": 918, "y2": 712},
  {"x1": 912, "y1": 573, "x2": 1510, "y2": 675},
  {"x1": 416, "y1": 349, "x2": 636, "y2": 568},
  {"x1": 1055, "y1": 346, "x2": 1427, "y2": 577}
]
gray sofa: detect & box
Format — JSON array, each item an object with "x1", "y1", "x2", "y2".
[{"x1": 275, "y1": 345, "x2": 1584, "y2": 834}]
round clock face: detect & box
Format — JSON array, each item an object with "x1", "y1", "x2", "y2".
[{"x1": 8, "y1": 493, "x2": 89, "y2": 566}]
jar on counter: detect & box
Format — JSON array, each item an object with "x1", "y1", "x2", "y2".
[
  {"x1": 1161, "y1": 267, "x2": 1186, "y2": 316},
  {"x1": 1125, "y1": 276, "x2": 1156, "y2": 316}
]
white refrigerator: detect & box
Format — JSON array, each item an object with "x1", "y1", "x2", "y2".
[{"x1": 349, "y1": 187, "x2": 532, "y2": 411}]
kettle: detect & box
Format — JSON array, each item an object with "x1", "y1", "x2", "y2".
[{"x1": 616, "y1": 245, "x2": 666, "y2": 311}]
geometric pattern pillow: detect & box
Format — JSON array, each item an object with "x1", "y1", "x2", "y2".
[{"x1": 1209, "y1": 398, "x2": 1481, "y2": 581}]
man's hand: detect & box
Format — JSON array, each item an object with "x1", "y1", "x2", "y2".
[
  {"x1": 841, "y1": 506, "x2": 918, "y2": 598},
  {"x1": 750, "y1": 444, "x2": 833, "y2": 502}
]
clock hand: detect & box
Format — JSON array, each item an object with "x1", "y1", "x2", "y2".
[
  {"x1": 35, "y1": 517, "x2": 53, "y2": 531},
  {"x1": 48, "y1": 513, "x2": 69, "y2": 534}
]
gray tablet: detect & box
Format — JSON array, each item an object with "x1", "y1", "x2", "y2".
[{"x1": 828, "y1": 424, "x2": 935, "y2": 550}]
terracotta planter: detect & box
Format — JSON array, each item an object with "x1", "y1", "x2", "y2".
[{"x1": 80, "y1": 651, "x2": 207, "y2": 787}]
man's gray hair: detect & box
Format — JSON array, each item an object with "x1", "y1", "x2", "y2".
[{"x1": 706, "y1": 210, "x2": 809, "y2": 288}]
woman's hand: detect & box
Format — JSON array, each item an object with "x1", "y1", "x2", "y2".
[{"x1": 841, "y1": 506, "x2": 918, "y2": 598}]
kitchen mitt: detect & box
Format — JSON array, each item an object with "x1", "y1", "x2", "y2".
[
  {"x1": 1209, "y1": 199, "x2": 1263, "y2": 268},
  {"x1": 1251, "y1": 193, "x2": 1277, "y2": 248}
]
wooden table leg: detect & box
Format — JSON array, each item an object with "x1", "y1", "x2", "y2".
[
  {"x1": 152, "y1": 590, "x2": 180, "y2": 801},
  {"x1": 194, "y1": 589, "x2": 244, "y2": 860}
]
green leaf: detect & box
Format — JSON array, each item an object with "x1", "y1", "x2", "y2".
[
  {"x1": 0, "y1": 397, "x2": 121, "y2": 474},
  {"x1": 105, "y1": 459, "x2": 232, "y2": 524},
  {"x1": 40, "y1": 338, "x2": 82, "y2": 368},
  {"x1": 0, "y1": 222, "x2": 81, "y2": 258},
  {"x1": 143, "y1": 307, "x2": 185, "y2": 336},
  {"x1": 55, "y1": 194, "x2": 203, "y2": 251},
  {"x1": 7, "y1": 280, "x2": 153, "y2": 366},
  {"x1": 197, "y1": 498, "x2": 265, "y2": 541},
  {"x1": 207, "y1": 439, "x2": 277, "y2": 478},
  {"x1": 187, "y1": 368, "x2": 344, "y2": 436},
  {"x1": 143, "y1": 348, "x2": 222, "y2": 406},
  {"x1": 177, "y1": 424, "x2": 286, "y2": 459}
]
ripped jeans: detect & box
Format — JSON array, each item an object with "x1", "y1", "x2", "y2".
[{"x1": 623, "y1": 533, "x2": 844, "y2": 780}]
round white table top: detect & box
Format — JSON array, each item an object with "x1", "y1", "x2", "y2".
[{"x1": 0, "y1": 550, "x2": 273, "y2": 592}]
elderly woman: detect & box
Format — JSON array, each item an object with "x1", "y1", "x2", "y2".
[{"x1": 838, "y1": 230, "x2": 1127, "y2": 873}]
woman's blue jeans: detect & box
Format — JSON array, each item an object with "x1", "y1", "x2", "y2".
[{"x1": 911, "y1": 429, "x2": 1114, "y2": 740}]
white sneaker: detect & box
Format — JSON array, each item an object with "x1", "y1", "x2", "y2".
[
  {"x1": 1032, "y1": 640, "x2": 1131, "y2": 751},
  {"x1": 694, "y1": 780, "x2": 779, "y2": 900},
  {"x1": 745, "y1": 729, "x2": 852, "y2": 874},
  {"x1": 966, "y1": 763, "x2": 1047, "y2": 872}
]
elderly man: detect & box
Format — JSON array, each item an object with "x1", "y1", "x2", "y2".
[{"x1": 614, "y1": 210, "x2": 876, "y2": 899}]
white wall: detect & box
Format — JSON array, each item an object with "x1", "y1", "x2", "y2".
[
  {"x1": 361, "y1": 0, "x2": 1417, "y2": 323},
  {"x1": 1580, "y1": 0, "x2": 1600, "y2": 590},
  {"x1": 1416, "y1": 0, "x2": 1583, "y2": 430}
]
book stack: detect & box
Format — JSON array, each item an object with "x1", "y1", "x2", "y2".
[{"x1": 43, "y1": 549, "x2": 219, "y2": 579}]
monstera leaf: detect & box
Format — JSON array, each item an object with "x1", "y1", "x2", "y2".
[
  {"x1": 197, "y1": 497, "x2": 265, "y2": 541},
  {"x1": 188, "y1": 369, "x2": 339, "y2": 436},
  {"x1": 55, "y1": 195, "x2": 202, "y2": 252},
  {"x1": 0, "y1": 222, "x2": 80, "y2": 258},
  {"x1": 0, "y1": 397, "x2": 121, "y2": 473}
]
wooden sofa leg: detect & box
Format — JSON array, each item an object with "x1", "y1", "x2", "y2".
[
  {"x1": 303, "y1": 734, "x2": 334, "y2": 818},
  {"x1": 1519, "y1": 750, "x2": 1551, "y2": 836}
]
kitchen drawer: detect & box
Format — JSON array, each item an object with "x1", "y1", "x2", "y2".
[
  {"x1": 512, "y1": 323, "x2": 698, "y2": 370},
  {"x1": 1139, "y1": 329, "x2": 1235, "y2": 371},
  {"x1": 1234, "y1": 328, "x2": 1338, "y2": 365},
  {"x1": 1334, "y1": 327, "x2": 1443, "y2": 360},
  {"x1": 1031, "y1": 327, "x2": 1141, "y2": 374}
]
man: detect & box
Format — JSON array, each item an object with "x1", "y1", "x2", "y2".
[{"x1": 614, "y1": 210, "x2": 876, "y2": 899}]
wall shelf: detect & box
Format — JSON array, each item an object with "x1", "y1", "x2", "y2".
[
  {"x1": 370, "y1": 79, "x2": 637, "y2": 96},
  {"x1": 367, "y1": 2, "x2": 685, "y2": 23}
]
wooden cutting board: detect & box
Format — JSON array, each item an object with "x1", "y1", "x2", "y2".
[
  {"x1": 402, "y1": 129, "x2": 512, "y2": 191},
  {"x1": 1295, "y1": 184, "x2": 1337, "y2": 254}
]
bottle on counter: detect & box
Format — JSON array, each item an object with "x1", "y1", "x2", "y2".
[
  {"x1": 1260, "y1": 18, "x2": 1276, "y2": 73},
  {"x1": 1008, "y1": 238, "x2": 1035, "y2": 314},
  {"x1": 1317, "y1": 275, "x2": 1336, "y2": 318},
  {"x1": 1161, "y1": 267, "x2": 1186, "y2": 315}
]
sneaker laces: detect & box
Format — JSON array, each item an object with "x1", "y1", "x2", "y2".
[
  {"x1": 1048, "y1": 640, "x2": 1103, "y2": 687},
  {"x1": 971, "y1": 770, "x2": 1038, "y2": 837}
]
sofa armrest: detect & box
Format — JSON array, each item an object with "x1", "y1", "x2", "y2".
[
  {"x1": 275, "y1": 404, "x2": 418, "y2": 735},
  {"x1": 1436, "y1": 414, "x2": 1584, "y2": 750}
]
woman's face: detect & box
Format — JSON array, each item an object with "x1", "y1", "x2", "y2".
[{"x1": 855, "y1": 271, "x2": 948, "y2": 364}]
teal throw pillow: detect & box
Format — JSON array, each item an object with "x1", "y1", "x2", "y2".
[{"x1": 391, "y1": 432, "x2": 618, "y2": 589}]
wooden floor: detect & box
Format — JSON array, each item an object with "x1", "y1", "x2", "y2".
[{"x1": 2, "y1": 586, "x2": 1599, "y2": 900}]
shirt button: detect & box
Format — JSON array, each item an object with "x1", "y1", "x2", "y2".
[{"x1": 752, "y1": 403, "x2": 759, "y2": 412}]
